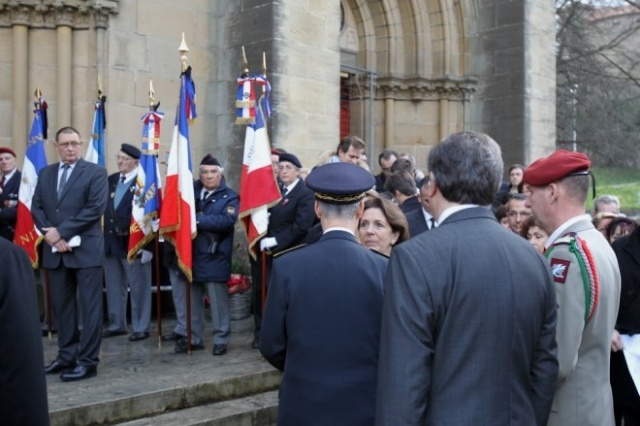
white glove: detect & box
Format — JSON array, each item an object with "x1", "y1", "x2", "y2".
[
  {"x1": 140, "y1": 249, "x2": 153, "y2": 264},
  {"x1": 260, "y1": 237, "x2": 278, "y2": 251}
]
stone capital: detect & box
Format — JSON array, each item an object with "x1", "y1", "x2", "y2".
[
  {"x1": 0, "y1": 0, "x2": 119, "y2": 29},
  {"x1": 370, "y1": 75, "x2": 479, "y2": 102}
]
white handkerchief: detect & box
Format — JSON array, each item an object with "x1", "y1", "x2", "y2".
[
  {"x1": 52, "y1": 235, "x2": 81, "y2": 253},
  {"x1": 621, "y1": 334, "x2": 640, "y2": 395}
]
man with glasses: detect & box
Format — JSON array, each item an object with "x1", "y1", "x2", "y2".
[
  {"x1": 32, "y1": 126, "x2": 108, "y2": 381},
  {"x1": 250, "y1": 152, "x2": 315, "y2": 349},
  {"x1": 506, "y1": 193, "x2": 531, "y2": 234},
  {"x1": 374, "y1": 149, "x2": 397, "y2": 192},
  {"x1": 102, "y1": 144, "x2": 153, "y2": 342}
]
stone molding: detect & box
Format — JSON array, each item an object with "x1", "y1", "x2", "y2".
[
  {"x1": 351, "y1": 75, "x2": 478, "y2": 102},
  {"x1": 0, "y1": 0, "x2": 118, "y2": 29}
]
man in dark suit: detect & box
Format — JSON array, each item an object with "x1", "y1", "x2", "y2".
[
  {"x1": 260, "y1": 162, "x2": 388, "y2": 426},
  {"x1": 250, "y1": 152, "x2": 315, "y2": 348},
  {"x1": 384, "y1": 171, "x2": 420, "y2": 214},
  {"x1": 0, "y1": 147, "x2": 21, "y2": 241},
  {"x1": 405, "y1": 176, "x2": 435, "y2": 237},
  {"x1": 0, "y1": 237, "x2": 50, "y2": 425},
  {"x1": 376, "y1": 132, "x2": 558, "y2": 425},
  {"x1": 103, "y1": 143, "x2": 152, "y2": 341},
  {"x1": 32, "y1": 126, "x2": 108, "y2": 382}
]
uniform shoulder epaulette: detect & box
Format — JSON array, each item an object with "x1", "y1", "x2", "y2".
[
  {"x1": 274, "y1": 244, "x2": 307, "y2": 258},
  {"x1": 546, "y1": 231, "x2": 599, "y2": 325},
  {"x1": 369, "y1": 248, "x2": 390, "y2": 259}
]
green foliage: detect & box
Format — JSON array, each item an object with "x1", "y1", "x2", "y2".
[{"x1": 591, "y1": 166, "x2": 640, "y2": 214}]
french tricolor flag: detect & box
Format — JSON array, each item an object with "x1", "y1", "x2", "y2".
[
  {"x1": 159, "y1": 66, "x2": 197, "y2": 281},
  {"x1": 14, "y1": 97, "x2": 48, "y2": 266},
  {"x1": 239, "y1": 75, "x2": 281, "y2": 259},
  {"x1": 84, "y1": 95, "x2": 106, "y2": 166}
]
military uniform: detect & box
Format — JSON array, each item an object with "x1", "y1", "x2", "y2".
[
  {"x1": 0, "y1": 168, "x2": 20, "y2": 241},
  {"x1": 524, "y1": 150, "x2": 621, "y2": 426}
]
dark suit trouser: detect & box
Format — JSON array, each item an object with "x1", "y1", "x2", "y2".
[
  {"x1": 48, "y1": 265, "x2": 103, "y2": 366},
  {"x1": 250, "y1": 252, "x2": 273, "y2": 338}
]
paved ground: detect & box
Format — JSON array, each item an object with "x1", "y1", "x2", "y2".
[{"x1": 43, "y1": 316, "x2": 278, "y2": 420}]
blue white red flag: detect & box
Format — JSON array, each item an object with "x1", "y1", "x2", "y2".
[
  {"x1": 84, "y1": 94, "x2": 106, "y2": 165},
  {"x1": 239, "y1": 75, "x2": 281, "y2": 259},
  {"x1": 15, "y1": 96, "x2": 48, "y2": 266},
  {"x1": 127, "y1": 108, "x2": 164, "y2": 262},
  {"x1": 159, "y1": 66, "x2": 197, "y2": 281}
]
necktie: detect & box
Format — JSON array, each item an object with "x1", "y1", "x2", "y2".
[
  {"x1": 0, "y1": 175, "x2": 5, "y2": 188},
  {"x1": 282, "y1": 186, "x2": 288, "y2": 197},
  {"x1": 202, "y1": 191, "x2": 210, "y2": 202},
  {"x1": 120, "y1": 175, "x2": 126, "y2": 184},
  {"x1": 429, "y1": 218, "x2": 436, "y2": 230},
  {"x1": 58, "y1": 164, "x2": 70, "y2": 196}
]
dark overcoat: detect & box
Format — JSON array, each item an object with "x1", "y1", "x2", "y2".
[{"x1": 260, "y1": 230, "x2": 387, "y2": 426}]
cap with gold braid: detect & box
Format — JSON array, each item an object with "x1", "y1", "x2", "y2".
[{"x1": 305, "y1": 162, "x2": 375, "y2": 204}]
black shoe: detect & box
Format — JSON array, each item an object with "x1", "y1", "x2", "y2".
[
  {"x1": 251, "y1": 337, "x2": 260, "y2": 349},
  {"x1": 212, "y1": 344, "x2": 227, "y2": 356},
  {"x1": 60, "y1": 365, "x2": 97, "y2": 382},
  {"x1": 44, "y1": 359, "x2": 74, "y2": 374},
  {"x1": 162, "y1": 332, "x2": 184, "y2": 342},
  {"x1": 129, "y1": 332, "x2": 150, "y2": 342},
  {"x1": 102, "y1": 329, "x2": 127, "y2": 338},
  {"x1": 174, "y1": 339, "x2": 204, "y2": 353}
]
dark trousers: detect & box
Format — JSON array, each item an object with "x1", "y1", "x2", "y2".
[
  {"x1": 250, "y1": 252, "x2": 273, "y2": 338},
  {"x1": 48, "y1": 265, "x2": 103, "y2": 366},
  {"x1": 611, "y1": 350, "x2": 640, "y2": 426}
]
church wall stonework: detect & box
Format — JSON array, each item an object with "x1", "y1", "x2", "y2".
[{"x1": 0, "y1": 0, "x2": 555, "y2": 183}]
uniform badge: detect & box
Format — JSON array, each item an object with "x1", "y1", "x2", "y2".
[
  {"x1": 226, "y1": 205, "x2": 236, "y2": 215},
  {"x1": 550, "y1": 258, "x2": 570, "y2": 284},
  {"x1": 110, "y1": 192, "x2": 115, "y2": 199}
]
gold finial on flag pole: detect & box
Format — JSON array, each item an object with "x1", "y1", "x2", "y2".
[
  {"x1": 242, "y1": 46, "x2": 249, "y2": 74},
  {"x1": 149, "y1": 80, "x2": 155, "y2": 107},
  {"x1": 34, "y1": 86, "x2": 42, "y2": 110},
  {"x1": 262, "y1": 52, "x2": 267, "y2": 76},
  {"x1": 97, "y1": 74, "x2": 103, "y2": 98},
  {"x1": 179, "y1": 32, "x2": 189, "y2": 72}
]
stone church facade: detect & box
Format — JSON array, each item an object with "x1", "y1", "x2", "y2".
[{"x1": 0, "y1": 0, "x2": 556, "y2": 182}]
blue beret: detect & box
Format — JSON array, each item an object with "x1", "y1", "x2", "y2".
[
  {"x1": 278, "y1": 152, "x2": 302, "y2": 169},
  {"x1": 120, "y1": 143, "x2": 141, "y2": 159},
  {"x1": 306, "y1": 163, "x2": 375, "y2": 204}
]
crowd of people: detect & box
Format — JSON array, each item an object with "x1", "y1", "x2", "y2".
[{"x1": 0, "y1": 128, "x2": 639, "y2": 426}]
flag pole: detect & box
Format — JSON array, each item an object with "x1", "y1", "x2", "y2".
[
  {"x1": 148, "y1": 79, "x2": 164, "y2": 348},
  {"x1": 33, "y1": 87, "x2": 53, "y2": 338},
  {"x1": 178, "y1": 33, "x2": 193, "y2": 355}
]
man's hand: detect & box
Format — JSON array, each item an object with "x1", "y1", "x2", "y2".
[
  {"x1": 611, "y1": 329, "x2": 624, "y2": 352},
  {"x1": 43, "y1": 227, "x2": 72, "y2": 253},
  {"x1": 260, "y1": 237, "x2": 277, "y2": 251}
]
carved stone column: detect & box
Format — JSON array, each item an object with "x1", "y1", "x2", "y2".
[
  {"x1": 55, "y1": 6, "x2": 74, "y2": 128},
  {"x1": 10, "y1": 5, "x2": 30, "y2": 153}
]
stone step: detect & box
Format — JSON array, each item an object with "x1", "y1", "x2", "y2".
[
  {"x1": 49, "y1": 369, "x2": 281, "y2": 426},
  {"x1": 115, "y1": 390, "x2": 278, "y2": 426}
]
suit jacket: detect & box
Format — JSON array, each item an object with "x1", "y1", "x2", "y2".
[
  {"x1": 265, "y1": 180, "x2": 315, "y2": 253},
  {"x1": 610, "y1": 227, "x2": 640, "y2": 408},
  {"x1": 0, "y1": 238, "x2": 50, "y2": 425},
  {"x1": 260, "y1": 231, "x2": 388, "y2": 426},
  {"x1": 406, "y1": 207, "x2": 429, "y2": 238},
  {"x1": 376, "y1": 207, "x2": 558, "y2": 426},
  {"x1": 545, "y1": 219, "x2": 621, "y2": 426},
  {"x1": 104, "y1": 172, "x2": 137, "y2": 258},
  {"x1": 399, "y1": 195, "x2": 421, "y2": 214},
  {"x1": 31, "y1": 159, "x2": 109, "y2": 269},
  {"x1": 0, "y1": 169, "x2": 21, "y2": 241}
]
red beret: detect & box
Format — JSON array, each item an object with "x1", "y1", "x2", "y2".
[
  {"x1": 523, "y1": 150, "x2": 591, "y2": 186},
  {"x1": 0, "y1": 147, "x2": 16, "y2": 157}
]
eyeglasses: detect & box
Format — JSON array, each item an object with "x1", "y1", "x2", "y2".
[
  {"x1": 56, "y1": 141, "x2": 82, "y2": 148},
  {"x1": 508, "y1": 211, "x2": 532, "y2": 218},
  {"x1": 278, "y1": 164, "x2": 298, "y2": 171}
]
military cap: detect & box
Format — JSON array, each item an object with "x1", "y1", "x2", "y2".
[
  {"x1": 278, "y1": 152, "x2": 302, "y2": 169},
  {"x1": 0, "y1": 147, "x2": 16, "y2": 158},
  {"x1": 200, "y1": 154, "x2": 221, "y2": 167},
  {"x1": 306, "y1": 162, "x2": 375, "y2": 204},
  {"x1": 120, "y1": 143, "x2": 141, "y2": 159},
  {"x1": 523, "y1": 150, "x2": 591, "y2": 187}
]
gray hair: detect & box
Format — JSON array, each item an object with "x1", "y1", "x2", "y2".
[
  {"x1": 593, "y1": 194, "x2": 620, "y2": 213},
  {"x1": 428, "y1": 132, "x2": 503, "y2": 205},
  {"x1": 318, "y1": 200, "x2": 361, "y2": 221}
]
